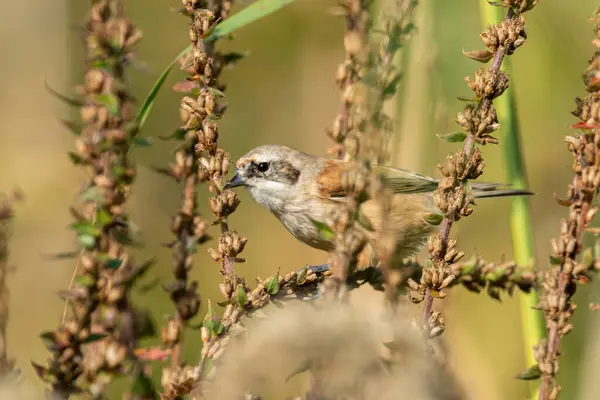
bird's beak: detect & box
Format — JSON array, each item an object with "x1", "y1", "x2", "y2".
[{"x1": 223, "y1": 172, "x2": 245, "y2": 189}]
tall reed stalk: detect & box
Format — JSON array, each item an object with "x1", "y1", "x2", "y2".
[{"x1": 478, "y1": 3, "x2": 545, "y2": 398}]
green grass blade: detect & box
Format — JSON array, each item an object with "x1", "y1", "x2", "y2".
[
  {"x1": 479, "y1": 3, "x2": 545, "y2": 399},
  {"x1": 135, "y1": 0, "x2": 296, "y2": 135},
  {"x1": 206, "y1": 0, "x2": 295, "y2": 42},
  {"x1": 135, "y1": 61, "x2": 175, "y2": 130}
]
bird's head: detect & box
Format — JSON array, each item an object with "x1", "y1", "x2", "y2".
[{"x1": 224, "y1": 145, "x2": 312, "y2": 206}]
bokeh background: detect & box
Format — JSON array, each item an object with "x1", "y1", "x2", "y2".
[{"x1": 1, "y1": 0, "x2": 600, "y2": 398}]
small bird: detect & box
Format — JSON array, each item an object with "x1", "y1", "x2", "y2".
[{"x1": 224, "y1": 145, "x2": 531, "y2": 268}]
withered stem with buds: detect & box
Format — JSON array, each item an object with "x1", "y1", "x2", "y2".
[
  {"x1": 158, "y1": 1, "x2": 237, "y2": 398},
  {"x1": 535, "y1": 8, "x2": 600, "y2": 399},
  {"x1": 419, "y1": 3, "x2": 536, "y2": 339}
]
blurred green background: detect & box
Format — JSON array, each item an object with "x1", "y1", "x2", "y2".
[{"x1": 1, "y1": 0, "x2": 600, "y2": 398}]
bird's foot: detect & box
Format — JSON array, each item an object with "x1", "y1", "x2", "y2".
[{"x1": 305, "y1": 263, "x2": 330, "y2": 274}]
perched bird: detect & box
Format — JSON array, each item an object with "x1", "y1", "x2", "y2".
[{"x1": 224, "y1": 145, "x2": 531, "y2": 267}]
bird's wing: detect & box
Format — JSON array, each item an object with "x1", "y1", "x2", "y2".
[
  {"x1": 315, "y1": 161, "x2": 440, "y2": 200},
  {"x1": 317, "y1": 160, "x2": 533, "y2": 201},
  {"x1": 315, "y1": 161, "x2": 533, "y2": 200},
  {"x1": 372, "y1": 166, "x2": 532, "y2": 198},
  {"x1": 374, "y1": 166, "x2": 440, "y2": 194}
]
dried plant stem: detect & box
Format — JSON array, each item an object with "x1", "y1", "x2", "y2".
[
  {"x1": 0, "y1": 221, "x2": 11, "y2": 377},
  {"x1": 409, "y1": 0, "x2": 537, "y2": 338},
  {"x1": 326, "y1": 0, "x2": 371, "y2": 161},
  {"x1": 419, "y1": 1, "x2": 539, "y2": 339},
  {"x1": 0, "y1": 191, "x2": 21, "y2": 378},
  {"x1": 157, "y1": 2, "x2": 237, "y2": 398},
  {"x1": 33, "y1": 1, "x2": 156, "y2": 397},
  {"x1": 479, "y1": 4, "x2": 544, "y2": 397},
  {"x1": 535, "y1": 10, "x2": 600, "y2": 397},
  {"x1": 322, "y1": 0, "x2": 373, "y2": 300},
  {"x1": 535, "y1": 131, "x2": 599, "y2": 399}
]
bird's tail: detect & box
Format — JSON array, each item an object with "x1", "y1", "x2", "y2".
[{"x1": 470, "y1": 182, "x2": 534, "y2": 199}]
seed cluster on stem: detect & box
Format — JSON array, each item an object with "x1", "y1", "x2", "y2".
[
  {"x1": 155, "y1": 1, "x2": 236, "y2": 398},
  {"x1": 321, "y1": 0, "x2": 373, "y2": 300},
  {"x1": 414, "y1": 1, "x2": 539, "y2": 340},
  {"x1": 326, "y1": 0, "x2": 372, "y2": 161},
  {"x1": 33, "y1": 1, "x2": 157, "y2": 398},
  {"x1": 535, "y1": 8, "x2": 600, "y2": 399}
]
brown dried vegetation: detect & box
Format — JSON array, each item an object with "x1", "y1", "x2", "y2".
[{"x1": 14, "y1": 0, "x2": 600, "y2": 399}]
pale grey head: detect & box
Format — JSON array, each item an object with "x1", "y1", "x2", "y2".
[{"x1": 224, "y1": 145, "x2": 314, "y2": 197}]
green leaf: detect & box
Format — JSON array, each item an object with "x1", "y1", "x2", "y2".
[
  {"x1": 135, "y1": 59, "x2": 176, "y2": 135},
  {"x1": 105, "y1": 259, "x2": 122, "y2": 269},
  {"x1": 515, "y1": 364, "x2": 541, "y2": 381},
  {"x1": 95, "y1": 209, "x2": 113, "y2": 228},
  {"x1": 235, "y1": 284, "x2": 248, "y2": 308},
  {"x1": 112, "y1": 165, "x2": 127, "y2": 179},
  {"x1": 97, "y1": 254, "x2": 123, "y2": 270},
  {"x1": 31, "y1": 362, "x2": 51, "y2": 382},
  {"x1": 296, "y1": 267, "x2": 307, "y2": 285},
  {"x1": 361, "y1": 70, "x2": 379, "y2": 87},
  {"x1": 265, "y1": 270, "x2": 280, "y2": 295},
  {"x1": 436, "y1": 132, "x2": 467, "y2": 143},
  {"x1": 94, "y1": 93, "x2": 120, "y2": 116},
  {"x1": 311, "y1": 219, "x2": 335, "y2": 240},
  {"x1": 134, "y1": 0, "x2": 296, "y2": 151},
  {"x1": 91, "y1": 59, "x2": 115, "y2": 71},
  {"x1": 133, "y1": 137, "x2": 153, "y2": 147},
  {"x1": 382, "y1": 73, "x2": 402, "y2": 97},
  {"x1": 71, "y1": 221, "x2": 101, "y2": 237},
  {"x1": 80, "y1": 186, "x2": 105, "y2": 203},
  {"x1": 457, "y1": 95, "x2": 480, "y2": 102},
  {"x1": 75, "y1": 274, "x2": 96, "y2": 288},
  {"x1": 112, "y1": 226, "x2": 137, "y2": 246},
  {"x1": 45, "y1": 80, "x2": 84, "y2": 107},
  {"x1": 121, "y1": 258, "x2": 154, "y2": 286},
  {"x1": 39, "y1": 331, "x2": 56, "y2": 348},
  {"x1": 136, "y1": 277, "x2": 160, "y2": 294},
  {"x1": 68, "y1": 152, "x2": 86, "y2": 165},
  {"x1": 159, "y1": 128, "x2": 187, "y2": 141},
  {"x1": 78, "y1": 233, "x2": 97, "y2": 249},
  {"x1": 59, "y1": 119, "x2": 83, "y2": 136},
  {"x1": 122, "y1": 121, "x2": 140, "y2": 137},
  {"x1": 131, "y1": 371, "x2": 157, "y2": 398},
  {"x1": 424, "y1": 213, "x2": 444, "y2": 226},
  {"x1": 223, "y1": 51, "x2": 249, "y2": 65},
  {"x1": 204, "y1": 300, "x2": 224, "y2": 337},
  {"x1": 81, "y1": 333, "x2": 108, "y2": 344},
  {"x1": 549, "y1": 255, "x2": 562, "y2": 265},
  {"x1": 206, "y1": 0, "x2": 296, "y2": 42},
  {"x1": 485, "y1": 267, "x2": 506, "y2": 282},
  {"x1": 135, "y1": 308, "x2": 157, "y2": 339}
]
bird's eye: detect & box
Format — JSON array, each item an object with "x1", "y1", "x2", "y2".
[{"x1": 256, "y1": 162, "x2": 269, "y2": 172}]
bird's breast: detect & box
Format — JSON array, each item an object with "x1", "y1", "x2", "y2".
[{"x1": 275, "y1": 199, "x2": 335, "y2": 251}]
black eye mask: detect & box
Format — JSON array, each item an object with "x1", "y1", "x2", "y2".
[{"x1": 249, "y1": 160, "x2": 300, "y2": 185}]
